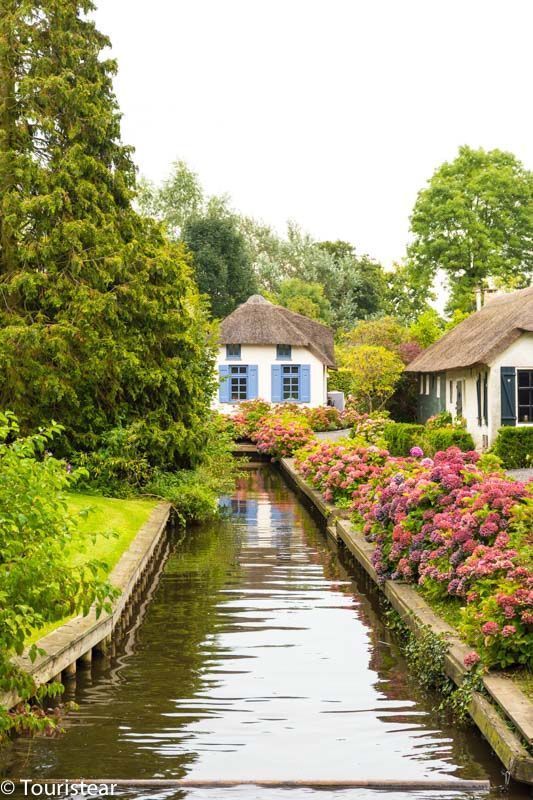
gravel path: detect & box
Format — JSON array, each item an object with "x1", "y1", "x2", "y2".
[
  {"x1": 314, "y1": 428, "x2": 353, "y2": 442},
  {"x1": 506, "y1": 468, "x2": 533, "y2": 482}
]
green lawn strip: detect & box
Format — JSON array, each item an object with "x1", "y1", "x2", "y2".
[{"x1": 27, "y1": 493, "x2": 157, "y2": 644}]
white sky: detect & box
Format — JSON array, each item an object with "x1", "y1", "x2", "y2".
[{"x1": 94, "y1": 0, "x2": 532, "y2": 267}]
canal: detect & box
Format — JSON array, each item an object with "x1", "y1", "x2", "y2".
[{"x1": 5, "y1": 468, "x2": 527, "y2": 799}]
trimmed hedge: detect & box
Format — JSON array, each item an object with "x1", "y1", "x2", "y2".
[
  {"x1": 383, "y1": 422, "x2": 425, "y2": 456},
  {"x1": 492, "y1": 427, "x2": 533, "y2": 469},
  {"x1": 383, "y1": 421, "x2": 475, "y2": 456},
  {"x1": 423, "y1": 427, "x2": 475, "y2": 455}
]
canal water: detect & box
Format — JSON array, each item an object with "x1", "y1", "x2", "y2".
[{"x1": 5, "y1": 468, "x2": 527, "y2": 799}]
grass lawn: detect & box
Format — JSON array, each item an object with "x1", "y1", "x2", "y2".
[{"x1": 28, "y1": 493, "x2": 158, "y2": 644}]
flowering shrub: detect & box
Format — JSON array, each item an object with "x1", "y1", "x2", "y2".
[
  {"x1": 352, "y1": 447, "x2": 533, "y2": 668},
  {"x1": 302, "y1": 406, "x2": 346, "y2": 432},
  {"x1": 251, "y1": 413, "x2": 314, "y2": 459},
  {"x1": 295, "y1": 440, "x2": 390, "y2": 507},
  {"x1": 228, "y1": 400, "x2": 272, "y2": 439},
  {"x1": 349, "y1": 411, "x2": 389, "y2": 446}
]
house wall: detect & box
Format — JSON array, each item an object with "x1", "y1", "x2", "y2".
[
  {"x1": 443, "y1": 368, "x2": 488, "y2": 449},
  {"x1": 415, "y1": 332, "x2": 533, "y2": 450},
  {"x1": 488, "y1": 331, "x2": 533, "y2": 436},
  {"x1": 417, "y1": 373, "x2": 446, "y2": 421},
  {"x1": 212, "y1": 344, "x2": 328, "y2": 413}
]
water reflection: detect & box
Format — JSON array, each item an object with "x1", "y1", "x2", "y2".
[{"x1": 4, "y1": 468, "x2": 524, "y2": 798}]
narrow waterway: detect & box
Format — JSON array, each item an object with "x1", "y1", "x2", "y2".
[{"x1": 5, "y1": 468, "x2": 525, "y2": 799}]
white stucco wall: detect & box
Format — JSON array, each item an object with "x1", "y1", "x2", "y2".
[
  {"x1": 488, "y1": 331, "x2": 533, "y2": 435},
  {"x1": 441, "y1": 332, "x2": 533, "y2": 449},
  {"x1": 212, "y1": 344, "x2": 328, "y2": 413},
  {"x1": 443, "y1": 368, "x2": 489, "y2": 449}
]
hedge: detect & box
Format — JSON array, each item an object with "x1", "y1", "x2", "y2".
[
  {"x1": 492, "y1": 427, "x2": 533, "y2": 469},
  {"x1": 383, "y1": 421, "x2": 475, "y2": 457},
  {"x1": 422, "y1": 427, "x2": 475, "y2": 455},
  {"x1": 383, "y1": 422, "x2": 425, "y2": 456}
]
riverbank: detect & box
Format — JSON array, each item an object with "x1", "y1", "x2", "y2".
[
  {"x1": 0, "y1": 501, "x2": 171, "y2": 713},
  {"x1": 27, "y1": 494, "x2": 159, "y2": 644},
  {"x1": 277, "y1": 455, "x2": 533, "y2": 786}
]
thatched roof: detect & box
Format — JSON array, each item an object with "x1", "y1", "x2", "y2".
[
  {"x1": 220, "y1": 295, "x2": 336, "y2": 367},
  {"x1": 406, "y1": 285, "x2": 533, "y2": 373}
]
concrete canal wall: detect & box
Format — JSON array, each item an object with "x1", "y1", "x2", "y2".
[
  {"x1": 278, "y1": 456, "x2": 533, "y2": 786},
  {"x1": 0, "y1": 502, "x2": 171, "y2": 712}
]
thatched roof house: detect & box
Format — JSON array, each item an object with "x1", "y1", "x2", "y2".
[
  {"x1": 220, "y1": 295, "x2": 336, "y2": 368},
  {"x1": 406, "y1": 286, "x2": 533, "y2": 449},
  {"x1": 214, "y1": 295, "x2": 336, "y2": 409},
  {"x1": 407, "y1": 286, "x2": 533, "y2": 373}
]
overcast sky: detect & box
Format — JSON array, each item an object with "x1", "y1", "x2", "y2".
[{"x1": 94, "y1": 0, "x2": 532, "y2": 267}]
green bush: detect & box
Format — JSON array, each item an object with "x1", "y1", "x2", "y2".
[
  {"x1": 422, "y1": 427, "x2": 475, "y2": 455},
  {"x1": 0, "y1": 412, "x2": 117, "y2": 739},
  {"x1": 74, "y1": 414, "x2": 240, "y2": 526},
  {"x1": 492, "y1": 427, "x2": 533, "y2": 469},
  {"x1": 383, "y1": 422, "x2": 425, "y2": 456},
  {"x1": 384, "y1": 421, "x2": 475, "y2": 456}
]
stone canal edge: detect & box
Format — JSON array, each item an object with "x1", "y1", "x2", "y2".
[
  {"x1": 278, "y1": 456, "x2": 533, "y2": 786},
  {"x1": 0, "y1": 502, "x2": 171, "y2": 713}
]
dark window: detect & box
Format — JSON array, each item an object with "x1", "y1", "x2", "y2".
[
  {"x1": 517, "y1": 369, "x2": 533, "y2": 423},
  {"x1": 276, "y1": 344, "x2": 292, "y2": 360},
  {"x1": 449, "y1": 380, "x2": 453, "y2": 402},
  {"x1": 282, "y1": 365, "x2": 300, "y2": 400},
  {"x1": 230, "y1": 365, "x2": 248, "y2": 401},
  {"x1": 226, "y1": 344, "x2": 241, "y2": 360}
]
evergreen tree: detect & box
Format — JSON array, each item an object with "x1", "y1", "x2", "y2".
[
  {"x1": 183, "y1": 216, "x2": 257, "y2": 318},
  {"x1": 0, "y1": 0, "x2": 215, "y2": 466}
]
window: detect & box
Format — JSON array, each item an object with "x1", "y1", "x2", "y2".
[
  {"x1": 230, "y1": 365, "x2": 248, "y2": 401},
  {"x1": 419, "y1": 375, "x2": 424, "y2": 395},
  {"x1": 226, "y1": 344, "x2": 241, "y2": 360},
  {"x1": 517, "y1": 369, "x2": 533, "y2": 423},
  {"x1": 282, "y1": 365, "x2": 300, "y2": 400},
  {"x1": 276, "y1": 344, "x2": 292, "y2": 360},
  {"x1": 449, "y1": 380, "x2": 453, "y2": 403}
]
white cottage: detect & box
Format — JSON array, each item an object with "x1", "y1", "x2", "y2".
[
  {"x1": 406, "y1": 286, "x2": 533, "y2": 449},
  {"x1": 213, "y1": 295, "x2": 336, "y2": 412}
]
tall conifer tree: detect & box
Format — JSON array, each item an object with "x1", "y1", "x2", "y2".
[{"x1": 0, "y1": 1, "x2": 215, "y2": 465}]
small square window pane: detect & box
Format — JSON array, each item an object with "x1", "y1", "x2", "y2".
[
  {"x1": 277, "y1": 344, "x2": 292, "y2": 359},
  {"x1": 226, "y1": 344, "x2": 241, "y2": 359}
]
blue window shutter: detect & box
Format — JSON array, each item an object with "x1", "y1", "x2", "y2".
[
  {"x1": 300, "y1": 365, "x2": 311, "y2": 402},
  {"x1": 500, "y1": 366, "x2": 516, "y2": 426},
  {"x1": 248, "y1": 365, "x2": 258, "y2": 399},
  {"x1": 218, "y1": 365, "x2": 230, "y2": 403},
  {"x1": 271, "y1": 365, "x2": 282, "y2": 402},
  {"x1": 483, "y1": 373, "x2": 488, "y2": 424}
]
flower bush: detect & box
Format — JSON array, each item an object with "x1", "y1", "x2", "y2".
[
  {"x1": 227, "y1": 400, "x2": 272, "y2": 440},
  {"x1": 295, "y1": 440, "x2": 390, "y2": 507},
  {"x1": 251, "y1": 412, "x2": 314, "y2": 459},
  {"x1": 226, "y1": 401, "x2": 380, "y2": 441},
  {"x1": 352, "y1": 446, "x2": 532, "y2": 668}
]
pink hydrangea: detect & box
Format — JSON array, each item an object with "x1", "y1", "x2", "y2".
[{"x1": 464, "y1": 651, "x2": 481, "y2": 668}]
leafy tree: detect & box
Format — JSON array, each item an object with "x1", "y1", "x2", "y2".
[
  {"x1": 408, "y1": 146, "x2": 533, "y2": 313},
  {"x1": 274, "y1": 278, "x2": 331, "y2": 322},
  {"x1": 342, "y1": 316, "x2": 410, "y2": 352},
  {"x1": 408, "y1": 308, "x2": 444, "y2": 348},
  {"x1": 330, "y1": 345, "x2": 404, "y2": 412},
  {"x1": 383, "y1": 263, "x2": 432, "y2": 324},
  {"x1": 182, "y1": 216, "x2": 257, "y2": 317},
  {"x1": 0, "y1": 413, "x2": 117, "y2": 733},
  {"x1": 0, "y1": 0, "x2": 215, "y2": 466}
]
